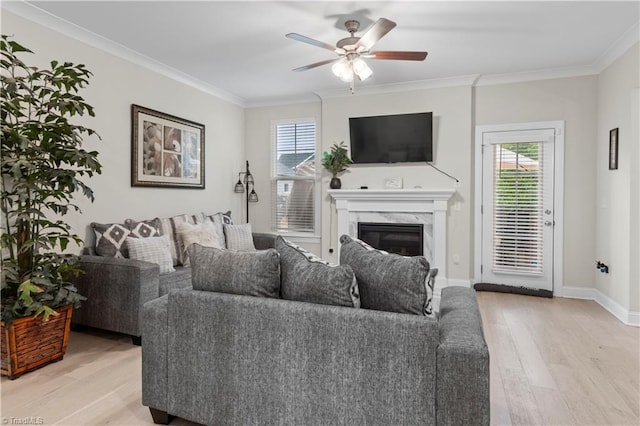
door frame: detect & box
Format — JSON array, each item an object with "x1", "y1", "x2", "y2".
[{"x1": 474, "y1": 121, "x2": 565, "y2": 296}]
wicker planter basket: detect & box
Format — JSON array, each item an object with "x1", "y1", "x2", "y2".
[{"x1": 1, "y1": 305, "x2": 73, "y2": 380}]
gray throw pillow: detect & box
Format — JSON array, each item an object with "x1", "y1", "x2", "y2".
[
  {"x1": 276, "y1": 236, "x2": 359, "y2": 308},
  {"x1": 188, "y1": 244, "x2": 280, "y2": 298},
  {"x1": 339, "y1": 235, "x2": 434, "y2": 316}
]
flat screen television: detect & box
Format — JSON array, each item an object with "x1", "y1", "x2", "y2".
[{"x1": 349, "y1": 112, "x2": 433, "y2": 164}]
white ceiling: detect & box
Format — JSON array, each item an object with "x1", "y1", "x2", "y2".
[{"x1": 10, "y1": 1, "x2": 640, "y2": 106}]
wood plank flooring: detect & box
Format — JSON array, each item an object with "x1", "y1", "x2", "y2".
[{"x1": 1, "y1": 291, "x2": 638, "y2": 425}]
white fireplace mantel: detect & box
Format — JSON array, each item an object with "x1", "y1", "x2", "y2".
[{"x1": 328, "y1": 188, "x2": 455, "y2": 283}]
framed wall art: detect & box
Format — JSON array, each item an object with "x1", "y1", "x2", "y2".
[
  {"x1": 609, "y1": 127, "x2": 619, "y2": 170},
  {"x1": 131, "y1": 104, "x2": 205, "y2": 188}
]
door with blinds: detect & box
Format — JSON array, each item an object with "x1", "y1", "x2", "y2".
[{"x1": 480, "y1": 129, "x2": 555, "y2": 292}]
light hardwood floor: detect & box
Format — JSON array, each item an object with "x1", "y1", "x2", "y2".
[{"x1": 2, "y1": 292, "x2": 638, "y2": 425}]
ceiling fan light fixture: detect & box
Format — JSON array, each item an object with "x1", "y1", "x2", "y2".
[
  {"x1": 352, "y1": 57, "x2": 372, "y2": 81},
  {"x1": 332, "y1": 59, "x2": 354, "y2": 82}
]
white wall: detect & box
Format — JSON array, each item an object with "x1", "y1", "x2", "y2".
[
  {"x1": 2, "y1": 11, "x2": 246, "y2": 251},
  {"x1": 475, "y1": 75, "x2": 599, "y2": 291},
  {"x1": 319, "y1": 86, "x2": 472, "y2": 280},
  {"x1": 596, "y1": 43, "x2": 640, "y2": 312}
]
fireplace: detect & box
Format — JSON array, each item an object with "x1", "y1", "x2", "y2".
[{"x1": 358, "y1": 222, "x2": 424, "y2": 256}]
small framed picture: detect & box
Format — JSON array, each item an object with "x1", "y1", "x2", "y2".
[
  {"x1": 131, "y1": 104, "x2": 205, "y2": 188},
  {"x1": 609, "y1": 128, "x2": 619, "y2": 170}
]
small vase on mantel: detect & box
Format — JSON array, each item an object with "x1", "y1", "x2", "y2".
[{"x1": 329, "y1": 176, "x2": 342, "y2": 189}]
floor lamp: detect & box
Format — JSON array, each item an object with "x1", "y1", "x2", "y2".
[{"x1": 234, "y1": 160, "x2": 258, "y2": 223}]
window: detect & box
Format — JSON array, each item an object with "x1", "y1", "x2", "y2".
[{"x1": 271, "y1": 120, "x2": 317, "y2": 234}]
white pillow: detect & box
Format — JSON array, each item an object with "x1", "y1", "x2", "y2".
[
  {"x1": 178, "y1": 221, "x2": 225, "y2": 266},
  {"x1": 126, "y1": 235, "x2": 175, "y2": 274},
  {"x1": 223, "y1": 223, "x2": 256, "y2": 251}
]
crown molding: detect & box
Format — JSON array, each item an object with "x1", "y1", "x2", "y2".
[
  {"x1": 315, "y1": 75, "x2": 480, "y2": 100},
  {"x1": 245, "y1": 93, "x2": 321, "y2": 109},
  {"x1": 474, "y1": 65, "x2": 599, "y2": 87},
  {"x1": 1, "y1": 1, "x2": 246, "y2": 107},
  {"x1": 592, "y1": 20, "x2": 640, "y2": 73}
]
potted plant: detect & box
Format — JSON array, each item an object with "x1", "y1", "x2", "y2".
[
  {"x1": 322, "y1": 141, "x2": 353, "y2": 189},
  {"x1": 1, "y1": 36, "x2": 102, "y2": 379}
]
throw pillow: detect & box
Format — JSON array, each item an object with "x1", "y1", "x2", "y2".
[
  {"x1": 126, "y1": 235, "x2": 175, "y2": 274},
  {"x1": 188, "y1": 244, "x2": 280, "y2": 298},
  {"x1": 158, "y1": 214, "x2": 202, "y2": 266},
  {"x1": 339, "y1": 234, "x2": 434, "y2": 316},
  {"x1": 91, "y1": 222, "x2": 131, "y2": 258},
  {"x1": 200, "y1": 211, "x2": 229, "y2": 247},
  {"x1": 202, "y1": 210, "x2": 233, "y2": 225},
  {"x1": 224, "y1": 223, "x2": 256, "y2": 251},
  {"x1": 177, "y1": 221, "x2": 225, "y2": 266},
  {"x1": 276, "y1": 236, "x2": 359, "y2": 308},
  {"x1": 124, "y1": 217, "x2": 162, "y2": 238}
]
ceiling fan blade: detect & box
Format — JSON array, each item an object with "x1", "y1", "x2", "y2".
[
  {"x1": 369, "y1": 51, "x2": 428, "y2": 61},
  {"x1": 286, "y1": 33, "x2": 341, "y2": 53},
  {"x1": 292, "y1": 58, "x2": 340, "y2": 72},
  {"x1": 356, "y1": 18, "x2": 397, "y2": 51}
]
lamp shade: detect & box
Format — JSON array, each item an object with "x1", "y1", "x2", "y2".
[
  {"x1": 248, "y1": 189, "x2": 259, "y2": 202},
  {"x1": 234, "y1": 180, "x2": 245, "y2": 193}
]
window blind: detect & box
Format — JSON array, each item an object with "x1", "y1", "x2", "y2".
[
  {"x1": 272, "y1": 122, "x2": 316, "y2": 233},
  {"x1": 492, "y1": 142, "x2": 544, "y2": 274}
]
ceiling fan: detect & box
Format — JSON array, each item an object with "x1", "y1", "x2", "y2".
[{"x1": 286, "y1": 18, "x2": 428, "y2": 93}]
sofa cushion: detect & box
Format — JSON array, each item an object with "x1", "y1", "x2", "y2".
[
  {"x1": 339, "y1": 235, "x2": 434, "y2": 316},
  {"x1": 177, "y1": 221, "x2": 225, "y2": 266},
  {"x1": 188, "y1": 244, "x2": 280, "y2": 298},
  {"x1": 224, "y1": 223, "x2": 256, "y2": 251},
  {"x1": 159, "y1": 267, "x2": 192, "y2": 296},
  {"x1": 126, "y1": 235, "x2": 175, "y2": 274},
  {"x1": 276, "y1": 236, "x2": 359, "y2": 308},
  {"x1": 158, "y1": 214, "x2": 203, "y2": 266}
]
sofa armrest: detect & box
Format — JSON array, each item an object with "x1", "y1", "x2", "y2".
[
  {"x1": 142, "y1": 295, "x2": 169, "y2": 414},
  {"x1": 252, "y1": 232, "x2": 277, "y2": 250},
  {"x1": 436, "y1": 286, "x2": 490, "y2": 425},
  {"x1": 71, "y1": 255, "x2": 160, "y2": 337}
]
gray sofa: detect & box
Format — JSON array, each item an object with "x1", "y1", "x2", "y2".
[
  {"x1": 142, "y1": 286, "x2": 490, "y2": 425},
  {"x1": 71, "y1": 233, "x2": 276, "y2": 344}
]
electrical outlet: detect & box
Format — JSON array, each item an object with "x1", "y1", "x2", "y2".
[{"x1": 452, "y1": 254, "x2": 460, "y2": 264}]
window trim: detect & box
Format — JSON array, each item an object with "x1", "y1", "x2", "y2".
[{"x1": 270, "y1": 118, "x2": 320, "y2": 237}]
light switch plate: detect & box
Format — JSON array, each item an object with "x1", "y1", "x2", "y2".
[{"x1": 385, "y1": 178, "x2": 403, "y2": 189}]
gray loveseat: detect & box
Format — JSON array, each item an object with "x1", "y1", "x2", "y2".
[
  {"x1": 71, "y1": 233, "x2": 276, "y2": 344},
  {"x1": 142, "y1": 286, "x2": 490, "y2": 425}
]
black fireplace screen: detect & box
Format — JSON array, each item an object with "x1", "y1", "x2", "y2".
[{"x1": 357, "y1": 222, "x2": 424, "y2": 256}]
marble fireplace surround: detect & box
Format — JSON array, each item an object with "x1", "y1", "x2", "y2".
[{"x1": 328, "y1": 189, "x2": 455, "y2": 284}]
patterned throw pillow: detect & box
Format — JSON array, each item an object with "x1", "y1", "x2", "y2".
[
  {"x1": 202, "y1": 210, "x2": 232, "y2": 225},
  {"x1": 158, "y1": 214, "x2": 203, "y2": 266},
  {"x1": 276, "y1": 236, "x2": 359, "y2": 308},
  {"x1": 224, "y1": 223, "x2": 256, "y2": 251},
  {"x1": 177, "y1": 221, "x2": 226, "y2": 266},
  {"x1": 188, "y1": 244, "x2": 280, "y2": 298},
  {"x1": 91, "y1": 222, "x2": 131, "y2": 258},
  {"x1": 339, "y1": 234, "x2": 434, "y2": 316},
  {"x1": 125, "y1": 217, "x2": 162, "y2": 238},
  {"x1": 126, "y1": 235, "x2": 175, "y2": 274}
]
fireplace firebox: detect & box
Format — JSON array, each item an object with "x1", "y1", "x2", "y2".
[{"x1": 357, "y1": 222, "x2": 424, "y2": 256}]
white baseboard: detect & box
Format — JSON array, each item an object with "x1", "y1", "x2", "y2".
[{"x1": 562, "y1": 286, "x2": 640, "y2": 327}]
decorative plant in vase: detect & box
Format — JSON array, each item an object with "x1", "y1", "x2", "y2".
[
  {"x1": 1, "y1": 35, "x2": 102, "y2": 378},
  {"x1": 322, "y1": 141, "x2": 353, "y2": 189}
]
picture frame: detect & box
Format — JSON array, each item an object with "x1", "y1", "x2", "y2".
[
  {"x1": 609, "y1": 128, "x2": 619, "y2": 170},
  {"x1": 131, "y1": 104, "x2": 205, "y2": 188}
]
